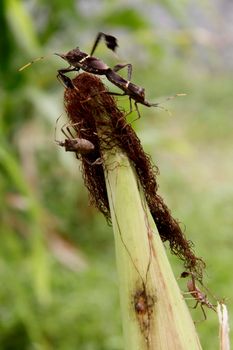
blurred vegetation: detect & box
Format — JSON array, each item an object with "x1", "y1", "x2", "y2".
[{"x1": 1, "y1": 0, "x2": 232, "y2": 349}]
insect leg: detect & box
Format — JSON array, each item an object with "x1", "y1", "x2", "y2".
[
  {"x1": 192, "y1": 300, "x2": 200, "y2": 309},
  {"x1": 133, "y1": 101, "x2": 141, "y2": 120},
  {"x1": 57, "y1": 68, "x2": 80, "y2": 89},
  {"x1": 54, "y1": 115, "x2": 64, "y2": 144},
  {"x1": 61, "y1": 124, "x2": 75, "y2": 139},
  {"x1": 200, "y1": 304, "x2": 207, "y2": 320},
  {"x1": 113, "y1": 63, "x2": 132, "y2": 81},
  {"x1": 106, "y1": 91, "x2": 127, "y2": 97}
]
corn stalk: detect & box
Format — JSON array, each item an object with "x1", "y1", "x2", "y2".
[{"x1": 101, "y1": 146, "x2": 202, "y2": 350}]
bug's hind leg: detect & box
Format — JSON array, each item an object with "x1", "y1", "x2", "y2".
[
  {"x1": 112, "y1": 63, "x2": 132, "y2": 81},
  {"x1": 90, "y1": 32, "x2": 118, "y2": 56}
]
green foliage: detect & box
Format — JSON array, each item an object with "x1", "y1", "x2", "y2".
[
  {"x1": 102, "y1": 7, "x2": 149, "y2": 29},
  {"x1": 1, "y1": 0, "x2": 232, "y2": 349}
]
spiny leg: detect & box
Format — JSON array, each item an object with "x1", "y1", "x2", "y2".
[
  {"x1": 104, "y1": 91, "x2": 133, "y2": 123},
  {"x1": 191, "y1": 303, "x2": 207, "y2": 323},
  {"x1": 71, "y1": 121, "x2": 85, "y2": 135},
  {"x1": 105, "y1": 91, "x2": 127, "y2": 97},
  {"x1": 90, "y1": 33, "x2": 102, "y2": 56},
  {"x1": 65, "y1": 123, "x2": 88, "y2": 139},
  {"x1": 123, "y1": 100, "x2": 141, "y2": 123},
  {"x1": 61, "y1": 121, "x2": 84, "y2": 140},
  {"x1": 134, "y1": 101, "x2": 141, "y2": 120},
  {"x1": 85, "y1": 157, "x2": 102, "y2": 166},
  {"x1": 57, "y1": 67, "x2": 80, "y2": 89},
  {"x1": 54, "y1": 115, "x2": 64, "y2": 144},
  {"x1": 60, "y1": 123, "x2": 74, "y2": 139},
  {"x1": 112, "y1": 64, "x2": 133, "y2": 114},
  {"x1": 200, "y1": 304, "x2": 207, "y2": 320},
  {"x1": 192, "y1": 300, "x2": 200, "y2": 309},
  {"x1": 57, "y1": 73, "x2": 74, "y2": 89},
  {"x1": 54, "y1": 119, "x2": 76, "y2": 149},
  {"x1": 83, "y1": 90, "x2": 127, "y2": 102},
  {"x1": 61, "y1": 121, "x2": 91, "y2": 141},
  {"x1": 103, "y1": 90, "x2": 134, "y2": 118},
  {"x1": 80, "y1": 90, "x2": 135, "y2": 121},
  {"x1": 113, "y1": 63, "x2": 132, "y2": 81},
  {"x1": 110, "y1": 63, "x2": 137, "y2": 116},
  {"x1": 91, "y1": 90, "x2": 132, "y2": 127}
]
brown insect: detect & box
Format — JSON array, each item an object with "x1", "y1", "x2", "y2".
[
  {"x1": 55, "y1": 118, "x2": 95, "y2": 155},
  {"x1": 56, "y1": 135, "x2": 95, "y2": 155},
  {"x1": 181, "y1": 271, "x2": 216, "y2": 320},
  {"x1": 20, "y1": 32, "x2": 184, "y2": 119}
]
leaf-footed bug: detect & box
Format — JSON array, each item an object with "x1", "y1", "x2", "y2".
[{"x1": 20, "y1": 32, "x2": 185, "y2": 118}]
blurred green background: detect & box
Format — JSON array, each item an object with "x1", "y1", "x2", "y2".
[{"x1": 0, "y1": 0, "x2": 232, "y2": 349}]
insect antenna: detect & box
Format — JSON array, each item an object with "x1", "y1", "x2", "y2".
[
  {"x1": 151, "y1": 93, "x2": 187, "y2": 116},
  {"x1": 18, "y1": 54, "x2": 51, "y2": 71}
]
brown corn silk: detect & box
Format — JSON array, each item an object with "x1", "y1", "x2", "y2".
[{"x1": 64, "y1": 72, "x2": 205, "y2": 278}]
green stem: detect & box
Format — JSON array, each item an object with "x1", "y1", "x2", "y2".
[{"x1": 102, "y1": 148, "x2": 202, "y2": 350}]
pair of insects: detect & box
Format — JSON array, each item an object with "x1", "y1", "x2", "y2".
[
  {"x1": 21, "y1": 32, "x2": 162, "y2": 158},
  {"x1": 21, "y1": 32, "x2": 181, "y2": 158}
]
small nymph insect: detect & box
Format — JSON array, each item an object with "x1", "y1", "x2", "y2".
[
  {"x1": 181, "y1": 271, "x2": 216, "y2": 320},
  {"x1": 55, "y1": 118, "x2": 94, "y2": 153},
  {"x1": 55, "y1": 118, "x2": 102, "y2": 165}
]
